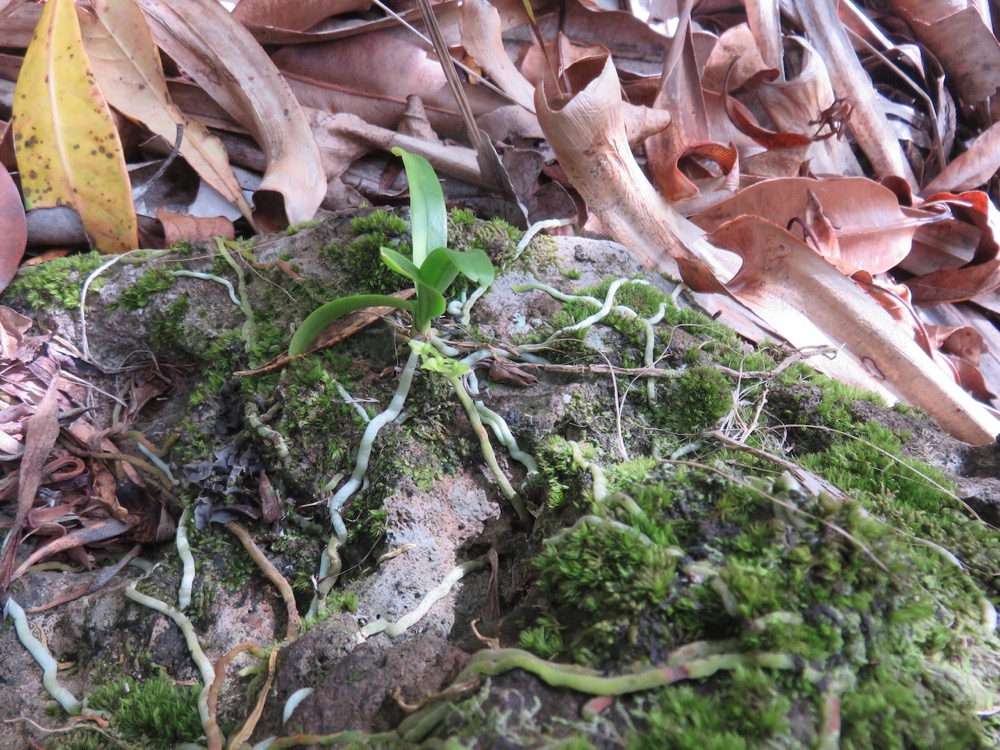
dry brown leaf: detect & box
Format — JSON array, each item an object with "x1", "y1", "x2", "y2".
[
  {"x1": 460, "y1": 0, "x2": 535, "y2": 112},
  {"x1": 889, "y1": 0, "x2": 1000, "y2": 105},
  {"x1": 693, "y1": 176, "x2": 928, "y2": 274},
  {"x1": 81, "y1": 0, "x2": 254, "y2": 224},
  {"x1": 721, "y1": 65, "x2": 813, "y2": 151},
  {"x1": 534, "y1": 51, "x2": 775, "y2": 344},
  {"x1": 702, "y1": 23, "x2": 768, "y2": 94},
  {"x1": 0, "y1": 0, "x2": 38, "y2": 48},
  {"x1": 231, "y1": 0, "x2": 467, "y2": 45},
  {"x1": 235, "y1": 288, "x2": 416, "y2": 376},
  {"x1": 795, "y1": 0, "x2": 917, "y2": 188},
  {"x1": 535, "y1": 49, "x2": 998, "y2": 441},
  {"x1": 645, "y1": 2, "x2": 711, "y2": 203},
  {"x1": 756, "y1": 36, "x2": 864, "y2": 177},
  {"x1": 709, "y1": 215, "x2": 1000, "y2": 444},
  {"x1": 0, "y1": 380, "x2": 61, "y2": 588},
  {"x1": 921, "y1": 120, "x2": 1000, "y2": 195},
  {"x1": 135, "y1": 0, "x2": 325, "y2": 231},
  {"x1": 273, "y1": 29, "x2": 513, "y2": 140},
  {"x1": 308, "y1": 110, "x2": 481, "y2": 185},
  {"x1": 0, "y1": 305, "x2": 31, "y2": 361},
  {"x1": 231, "y1": 0, "x2": 371, "y2": 32},
  {"x1": 0, "y1": 0, "x2": 27, "y2": 23},
  {"x1": 745, "y1": 0, "x2": 783, "y2": 71},
  {"x1": 0, "y1": 165, "x2": 25, "y2": 292},
  {"x1": 906, "y1": 191, "x2": 1000, "y2": 305},
  {"x1": 156, "y1": 208, "x2": 235, "y2": 245},
  {"x1": 9, "y1": 518, "x2": 135, "y2": 582}
]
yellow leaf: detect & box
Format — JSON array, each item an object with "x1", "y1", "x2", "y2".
[
  {"x1": 80, "y1": 0, "x2": 253, "y2": 225},
  {"x1": 12, "y1": 0, "x2": 137, "y2": 254}
]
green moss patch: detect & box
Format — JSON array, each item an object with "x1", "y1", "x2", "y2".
[
  {"x1": 50, "y1": 674, "x2": 202, "y2": 750},
  {"x1": 521, "y1": 456, "x2": 998, "y2": 748},
  {"x1": 7, "y1": 251, "x2": 105, "y2": 310}
]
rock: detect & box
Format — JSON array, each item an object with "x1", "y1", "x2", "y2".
[{"x1": 1, "y1": 214, "x2": 998, "y2": 749}]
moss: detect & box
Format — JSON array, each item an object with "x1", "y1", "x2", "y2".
[
  {"x1": 630, "y1": 671, "x2": 792, "y2": 750},
  {"x1": 7, "y1": 251, "x2": 105, "y2": 310},
  {"x1": 657, "y1": 366, "x2": 731, "y2": 433},
  {"x1": 116, "y1": 265, "x2": 178, "y2": 311},
  {"x1": 523, "y1": 456, "x2": 997, "y2": 747},
  {"x1": 85, "y1": 673, "x2": 202, "y2": 748},
  {"x1": 519, "y1": 615, "x2": 565, "y2": 658},
  {"x1": 149, "y1": 293, "x2": 191, "y2": 352},
  {"x1": 536, "y1": 436, "x2": 590, "y2": 510},
  {"x1": 329, "y1": 209, "x2": 412, "y2": 296},
  {"x1": 286, "y1": 218, "x2": 322, "y2": 235}
]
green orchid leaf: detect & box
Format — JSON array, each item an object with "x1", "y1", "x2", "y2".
[
  {"x1": 392, "y1": 147, "x2": 446, "y2": 267},
  {"x1": 440, "y1": 248, "x2": 496, "y2": 285},
  {"x1": 380, "y1": 247, "x2": 425, "y2": 285},
  {"x1": 413, "y1": 282, "x2": 446, "y2": 333},
  {"x1": 289, "y1": 294, "x2": 415, "y2": 357},
  {"x1": 419, "y1": 248, "x2": 460, "y2": 292},
  {"x1": 420, "y1": 248, "x2": 495, "y2": 293}
]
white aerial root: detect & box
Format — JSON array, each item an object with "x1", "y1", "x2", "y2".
[
  {"x1": 354, "y1": 560, "x2": 485, "y2": 642},
  {"x1": 175, "y1": 507, "x2": 196, "y2": 610},
  {"x1": 4, "y1": 596, "x2": 81, "y2": 713},
  {"x1": 124, "y1": 578, "x2": 214, "y2": 725},
  {"x1": 324, "y1": 347, "x2": 422, "y2": 529}
]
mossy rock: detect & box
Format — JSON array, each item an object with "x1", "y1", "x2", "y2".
[{"x1": 2, "y1": 216, "x2": 998, "y2": 750}]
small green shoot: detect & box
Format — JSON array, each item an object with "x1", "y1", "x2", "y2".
[{"x1": 289, "y1": 148, "x2": 495, "y2": 354}]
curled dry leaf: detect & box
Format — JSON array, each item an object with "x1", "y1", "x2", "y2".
[
  {"x1": 795, "y1": 0, "x2": 917, "y2": 188},
  {"x1": 460, "y1": 0, "x2": 535, "y2": 112},
  {"x1": 937, "y1": 326, "x2": 989, "y2": 365},
  {"x1": 755, "y1": 36, "x2": 864, "y2": 177},
  {"x1": 906, "y1": 191, "x2": 1000, "y2": 305},
  {"x1": 534, "y1": 51, "x2": 775, "y2": 343},
  {"x1": 135, "y1": 0, "x2": 325, "y2": 230},
  {"x1": 721, "y1": 65, "x2": 812, "y2": 151},
  {"x1": 81, "y1": 0, "x2": 254, "y2": 224},
  {"x1": 692, "y1": 176, "x2": 928, "y2": 274},
  {"x1": 645, "y1": 6, "x2": 711, "y2": 203}
]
